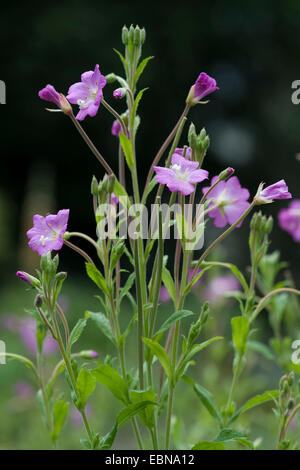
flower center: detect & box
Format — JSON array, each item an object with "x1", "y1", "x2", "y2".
[{"x1": 171, "y1": 164, "x2": 190, "y2": 181}]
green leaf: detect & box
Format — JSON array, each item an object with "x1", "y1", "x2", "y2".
[
  {"x1": 113, "y1": 48, "x2": 128, "y2": 75},
  {"x1": 132, "y1": 88, "x2": 148, "y2": 125},
  {"x1": 130, "y1": 388, "x2": 156, "y2": 429},
  {"x1": 69, "y1": 318, "x2": 87, "y2": 349},
  {"x1": 85, "y1": 311, "x2": 116, "y2": 345},
  {"x1": 183, "y1": 376, "x2": 222, "y2": 423},
  {"x1": 183, "y1": 266, "x2": 211, "y2": 296},
  {"x1": 155, "y1": 310, "x2": 194, "y2": 337},
  {"x1": 134, "y1": 56, "x2": 154, "y2": 86},
  {"x1": 184, "y1": 337, "x2": 223, "y2": 362},
  {"x1": 117, "y1": 401, "x2": 158, "y2": 427},
  {"x1": 85, "y1": 263, "x2": 110, "y2": 296},
  {"x1": 142, "y1": 338, "x2": 172, "y2": 382},
  {"x1": 192, "y1": 441, "x2": 225, "y2": 450},
  {"x1": 119, "y1": 314, "x2": 137, "y2": 349},
  {"x1": 97, "y1": 422, "x2": 118, "y2": 449},
  {"x1": 51, "y1": 400, "x2": 69, "y2": 443},
  {"x1": 118, "y1": 273, "x2": 135, "y2": 306},
  {"x1": 92, "y1": 364, "x2": 129, "y2": 404},
  {"x1": 76, "y1": 368, "x2": 96, "y2": 410},
  {"x1": 228, "y1": 390, "x2": 279, "y2": 425},
  {"x1": 213, "y1": 428, "x2": 247, "y2": 442},
  {"x1": 231, "y1": 316, "x2": 249, "y2": 356},
  {"x1": 112, "y1": 179, "x2": 131, "y2": 209},
  {"x1": 161, "y1": 267, "x2": 176, "y2": 304},
  {"x1": 247, "y1": 340, "x2": 275, "y2": 360},
  {"x1": 119, "y1": 133, "x2": 134, "y2": 169}
]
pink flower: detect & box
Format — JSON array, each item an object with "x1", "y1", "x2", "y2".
[
  {"x1": 19, "y1": 318, "x2": 58, "y2": 356},
  {"x1": 154, "y1": 153, "x2": 208, "y2": 196},
  {"x1": 27, "y1": 209, "x2": 70, "y2": 256},
  {"x1": 202, "y1": 176, "x2": 250, "y2": 228},
  {"x1": 256, "y1": 180, "x2": 292, "y2": 204},
  {"x1": 67, "y1": 64, "x2": 106, "y2": 121},
  {"x1": 113, "y1": 88, "x2": 124, "y2": 99},
  {"x1": 14, "y1": 380, "x2": 34, "y2": 398},
  {"x1": 159, "y1": 286, "x2": 171, "y2": 303},
  {"x1": 187, "y1": 73, "x2": 219, "y2": 104},
  {"x1": 204, "y1": 275, "x2": 240, "y2": 305},
  {"x1": 174, "y1": 147, "x2": 192, "y2": 159},
  {"x1": 107, "y1": 192, "x2": 119, "y2": 206},
  {"x1": 111, "y1": 120, "x2": 122, "y2": 137},
  {"x1": 38, "y1": 85, "x2": 72, "y2": 114},
  {"x1": 278, "y1": 200, "x2": 300, "y2": 242}
]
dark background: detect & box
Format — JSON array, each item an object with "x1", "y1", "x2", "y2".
[{"x1": 1, "y1": 0, "x2": 300, "y2": 281}]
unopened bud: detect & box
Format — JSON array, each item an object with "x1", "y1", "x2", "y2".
[
  {"x1": 80, "y1": 350, "x2": 99, "y2": 359},
  {"x1": 105, "y1": 73, "x2": 117, "y2": 84},
  {"x1": 16, "y1": 270, "x2": 40, "y2": 288},
  {"x1": 140, "y1": 28, "x2": 146, "y2": 45},
  {"x1": 265, "y1": 216, "x2": 273, "y2": 234},
  {"x1": 122, "y1": 25, "x2": 129, "y2": 45},
  {"x1": 133, "y1": 26, "x2": 141, "y2": 46},
  {"x1": 108, "y1": 174, "x2": 116, "y2": 194},
  {"x1": 288, "y1": 371, "x2": 295, "y2": 386},
  {"x1": 35, "y1": 294, "x2": 43, "y2": 308},
  {"x1": 55, "y1": 272, "x2": 67, "y2": 282},
  {"x1": 91, "y1": 175, "x2": 98, "y2": 195},
  {"x1": 218, "y1": 167, "x2": 235, "y2": 181},
  {"x1": 113, "y1": 88, "x2": 126, "y2": 100}
]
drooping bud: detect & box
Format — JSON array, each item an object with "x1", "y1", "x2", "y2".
[
  {"x1": 105, "y1": 73, "x2": 117, "y2": 84},
  {"x1": 58, "y1": 94, "x2": 73, "y2": 115},
  {"x1": 113, "y1": 88, "x2": 126, "y2": 100}
]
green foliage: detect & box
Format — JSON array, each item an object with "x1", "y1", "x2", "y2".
[
  {"x1": 92, "y1": 364, "x2": 129, "y2": 404},
  {"x1": 76, "y1": 368, "x2": 96, "y2": 411},
  {"x1": 51, "y1": 400, "x2": 69, "y2": 444}
]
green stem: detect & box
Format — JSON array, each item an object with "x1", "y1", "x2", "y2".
[{"x1": 69, "y1": 113, "x2": 114, "y2": 175}]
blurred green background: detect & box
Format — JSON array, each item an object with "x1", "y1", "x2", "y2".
[{"x1": 1, "y1": 0, "x2": 300, "y2": 449}]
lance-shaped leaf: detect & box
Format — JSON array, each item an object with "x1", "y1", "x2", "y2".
[
  {"x1": 76, "y1": 368, "x2": 96, "y2": 410},
  {"x1": 183, "y1": 376, "x2": 222, "y2": 424},
  {"x1": 161, "y1": 267, "x2": 176, "y2": 304},
  {"x1": 92, "y1": 364, "x2": 129, "y2": 404},
  {"x1": 192, "y1": 441, "x2": 225, "y2": 450},
  {"x1": 117, "y1": 400, "x2": 158, "y2": 427},
  {"x1": 154, "y1": 310, "x2": 194, "y2": 337},
  {"x1": 85, "y1": 263, "x2": 110, "y2": 297},
  {"x1": 119, "y1": 133, "x2": 134, "y2": 169},
  {"x1": 228, "y1": 390, "x2": 279, "y2": 425},
  {"x1": 51, "y1": 400, "x2": 69, "y2": 444},
  {"x1": 69, "y1": 318, "x2": 87, "y2": 351},
  {"x1": 85, "y1": 311, "x2": 116, "y2": 345},
  {"x1": 142, "y1": 338, "x2": 172, "y2": 382}
]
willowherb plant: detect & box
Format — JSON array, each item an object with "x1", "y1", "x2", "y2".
[{"x1": 7, "y1": 25, "x2": 300, "y2": 450}]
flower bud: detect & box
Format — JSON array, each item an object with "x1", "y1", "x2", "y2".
[
  {"x1": 122, "y1": 25, "x2": 129, "y2": 45},
  {"x1": 55, "y1": 271, "x2": 67, "y2": 282},
  {"x1": 288, "y1": 371, "x2": 295, "y2": 386},
  {"x1": 105, "y1": 73, "x2": 117, "y2": 84},
  {"x1": 91, "y1": 175, "x2": 98, "y2": 195},
  {"x1": 16, "y1": 270, "x2": 40, "y2": 288},
  {"x1": 133, "y1": 26, "x2": 141, "y2": 46},
  {"x1": 108, "y1": 174, "x2": 116, "y2": 194},
  {"x1": 287, "y1": 398, "x2": 295, "y2": 410},
  {"x1": 35, "y1": 294, "x2": 43, "y2": 308},
  {"x1": 113, "y1": 88, "x2": 126, "y2": 100},
  {"x1": 129, "y1": 25, "x2": 135, "y2": 43},
  {"x1": 140, "y1": 28, "x2": 146, "y2": 45},
  {"x1": 80, "y1": 350, "x2": 99, "y2": 359},
  {"x1": 265, "y1": 216, "x2": 273, "y2": 234},
  {"x1": 218, "y1": 167, "x2": 235, "y2": 181}
]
